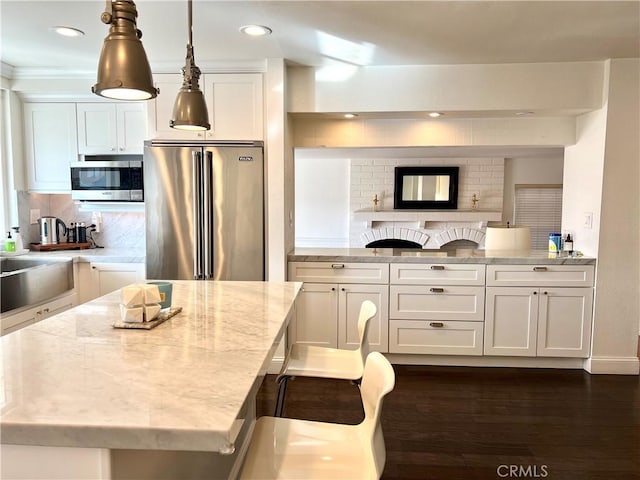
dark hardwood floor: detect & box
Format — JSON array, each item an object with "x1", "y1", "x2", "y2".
[{"x1": 256, "y1": 365, "x2": 640, "y2": 480}]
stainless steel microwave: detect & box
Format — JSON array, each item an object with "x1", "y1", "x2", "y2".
[{"x1": 70, "y1": 160, "x2": 143, "y2": 202}]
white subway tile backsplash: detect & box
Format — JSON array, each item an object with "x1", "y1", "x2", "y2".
[{"x1": 348, "y1": 154, "x2": 504, "y2": 247}]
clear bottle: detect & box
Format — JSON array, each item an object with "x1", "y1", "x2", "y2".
[{"x1": 11, "y1": 226, "x2": 23, "y2": 251}]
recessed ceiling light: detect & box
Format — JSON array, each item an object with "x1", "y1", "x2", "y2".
[
  {"x1": 50, "y1": 26, "x2": 85, "y2": 37},
  {"x1": 344, "y1": 113, "x2": 358, "y2": 119},
  {"x1": 239, "y1": 25, "x2": 272, "y2": 37},
  {"x1": 428, "y1": 112, "x2": 442, "y2": 118}
]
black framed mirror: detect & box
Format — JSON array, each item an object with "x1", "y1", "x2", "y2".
[{"x1": 394, "y1": 166, "x2": 459, "y2": 209}]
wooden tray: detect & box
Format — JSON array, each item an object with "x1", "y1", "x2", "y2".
[
  {"x1": 31, "y1": 242, "x2": 92, "y2": 251},
  {"x1": 113, "y1": 307, "x2": 182, "y2": 330}
]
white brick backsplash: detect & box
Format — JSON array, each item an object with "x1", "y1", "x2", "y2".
[{"x1": 349, "y1": 154, "x2": 504, "y2": 248}]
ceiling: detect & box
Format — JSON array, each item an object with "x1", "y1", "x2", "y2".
[{"x1": 1, "y1": 0, "x2": 639, "y2": 74}]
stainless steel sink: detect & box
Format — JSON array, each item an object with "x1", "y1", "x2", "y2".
[{"x1": 0, "y1": 257, "x2": 74, "y2": 313}]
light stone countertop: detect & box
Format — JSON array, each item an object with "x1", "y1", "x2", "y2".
[
  {"x1": 0, "y1": 280, "x2": 302, "y2": 452},
  {"x1": 288, "y1": 247, "x2": 596, "y2": 265},
  {"x1": 15, "y1": 248, "x2": 145, "y2": 263}
]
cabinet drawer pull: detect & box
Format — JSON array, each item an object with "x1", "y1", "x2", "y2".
[
  {"x1": 533, "y1": 266, "x2": 548, "y2": 272},
  {"x1": 429, "y1": 287, "x2": 444, "y2": 293},
  {"x1": 331, "y1": 264, "x2": 345, "y2": 269},
  {"x1": 430, "y1": 322, "x2": 444, "y2": 328},
  {"x1": 430, "y1": 265, "x2": 445, "y2": 270}
]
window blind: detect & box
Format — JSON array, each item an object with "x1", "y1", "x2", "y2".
[{"x1": 514, "y1": 185, "x2": 563, "y2": 250}]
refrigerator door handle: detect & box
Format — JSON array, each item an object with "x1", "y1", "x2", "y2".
[
  {"x1": 192, "y1": 151, "x2": 203, "y2": 279},
  {"x1": 203, "y1": 151, "x2": 213, "y2": 278}
]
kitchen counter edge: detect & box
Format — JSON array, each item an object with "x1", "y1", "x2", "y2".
[
  {"x1": 288, "y1": 248, "x2": 596, "y2": 265},
  {"x1": 17, "y1": 248, "x2": 145, "y2": 264}
]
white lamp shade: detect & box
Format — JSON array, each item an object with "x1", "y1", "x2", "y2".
[{"x1": 485, "y1": 226, "x2": 531, "y2": 251}]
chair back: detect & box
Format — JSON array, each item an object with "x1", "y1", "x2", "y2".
[
  {"x1": 357, "y1": 300, "x2": 377, "y2": 364},
  {"x1": 359, "y1": 351, "x2": 395, "y2": 478}
]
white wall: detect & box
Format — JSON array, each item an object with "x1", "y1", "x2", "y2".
[
  {"x1": 503, "y1": 155, "x2": 564, "y2": 224},
  {"x1": 294, "y1": 152, "x2": 350, "y2": 247},
  {"x1": 288, "y1": 62, "x2": 604, "y2": 114},
  {"x1": 588, "y1": 59, "x2": 640, "y2": 364},
  {"x1": 292, "y1": 116, "x2": 576, "y2": 148},
  {"x1": 563, "y1": 110, "x2": 607, "y2": 256}
]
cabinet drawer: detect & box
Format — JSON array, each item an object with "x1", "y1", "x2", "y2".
[
  {"x1": 391, "y1": 263, "x2": 485, "y2": 285},
  {"x1": 389, "y1": 319, "x2": 483, "y2": 355},
  {"x1": 487, "y1": 265, "x2": 594, "y2": 287},
  {"x1": 288, "y1": 262, "x2": 389, "y2": 284},
  {"x1": 390, "y1": 285, "x2": 485, "y2": 321}
]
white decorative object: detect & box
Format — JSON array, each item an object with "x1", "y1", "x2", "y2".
[
  {"x1": 142, "y1": 284, "x2": 162, "y2": 304},
  {"x1": 143, "y1": 303, "x2": 161, "y2": 322},
  {"x1": 485, "y1": 225, "x2": 531, "y2": 251},
  {"x1": 119, "y1": 304, "x2": 143, "y2": 323},
  {"x1": 120, "y1": 285, "x2": 144, "y2": 307},
  {"x1": 119, "y1": 284, "x2": 162, "y2": 322}
]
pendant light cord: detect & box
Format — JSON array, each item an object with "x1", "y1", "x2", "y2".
[{"x1": 187, "y1": 0, "x2": 193, "y2": 47}]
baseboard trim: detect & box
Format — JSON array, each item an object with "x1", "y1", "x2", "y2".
[
  {"x1": 385, "y1": 354, "x2": 585, "y2": 369},
  {"x1": 583, "y1": 356, "x2": 640, "y2": 375},
  {"x1": 268, "y1": 356, "x2": 284, "y2": 375}
]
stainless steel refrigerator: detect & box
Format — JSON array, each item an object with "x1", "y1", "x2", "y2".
[{"x1": 144, "y1": 141, "x2": 264, "y2": 280}]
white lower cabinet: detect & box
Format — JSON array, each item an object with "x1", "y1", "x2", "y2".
[
  {"x1": 287, "y1": 260, "x2": 595, "y2": 361},
  {"x1": 288, "y1": 262, "x2": 389, "y2": 351},
  {"x1": 90, "y1": 262, "x2": 145, "y2": 298},
  {"x1": 484, "y1": 286, "x2": 593, "y2": 357},
  {"x1": 1, "y1": 292, "x2": 78, "y2": 336},
  {"x1": 389, "y1": 319, "x2": 483, "y2": 355},
  {"x1": 388, "y1": 263, "x2": 486, "y2": 355},
  {"x1": 76, "y1": 262, "x2": 145, "y2": 304},
  {"x1": 292, "y1": 283, "x2": 338, "y2": 348},
  {"x1": 289, "y1": 282, "x2": 389, "y2": 351},
  {"x1": 338, "y1": 283, "x2": 389, "y2": 351}
]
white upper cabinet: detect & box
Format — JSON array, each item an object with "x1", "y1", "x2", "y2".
[
  {"x1": 149, "y1": 73, "x2": 263, "y2": 141},
  {"x1": 77, "y1": 103, "x2": 146, "y2": 155},
  {"x1": 24, "y1": 103, "x2": 78, "y2": 192},
  {"x1": 205, "y1": 73, "x2": 263, "y2": 140}
]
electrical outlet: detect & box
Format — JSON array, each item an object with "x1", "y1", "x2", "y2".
[
  {"x1": 30, "y1": 209, "x2": 41, "y2": 224},
  {"x1": 583, "y1": 212, "x2": 593, "y2": 229}
]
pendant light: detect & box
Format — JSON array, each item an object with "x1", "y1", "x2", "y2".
[
  {"x1": 92, "y1": 0, "x2": 158, "y2": 100},
  {"x1": 170, "y1": 0, "x2": 210, "y2": 131}
]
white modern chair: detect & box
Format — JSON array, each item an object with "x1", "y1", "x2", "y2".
[
  {"x1": 273, "y1": 300, "x2": 378, "y2": 417},
  {"x1": 240, "y1": 351, "x2": 395, "y2": 480}
]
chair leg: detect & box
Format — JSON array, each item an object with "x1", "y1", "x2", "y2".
[{"x1": 274, "y1": 375, "x2": 290, "y2": 417}]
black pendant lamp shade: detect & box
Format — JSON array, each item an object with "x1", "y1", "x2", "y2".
[
  {"x1": 170, "y1": 0, "x2": 210, "y2": 130},
  {"x1": 92, "y1": 0, "x2": 158, "y2": 100}
]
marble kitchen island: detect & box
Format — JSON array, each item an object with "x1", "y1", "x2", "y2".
[{"x1": 1, "y1": 280, "x2": 302, "y2": 480}]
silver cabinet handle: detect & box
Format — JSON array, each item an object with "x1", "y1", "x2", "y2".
[
  {"x1": 533, "y1": 266, "x2": 548, "y2": 272},
  {"x1": 430, "y1": 265, "x2": 445, "y2": 270},
  {"x1": 430, "y1": 287, "x2": 444, "y2": 293},
  {"x1": 430, "y1": 322, "x2": 444, "y2": 328},
  {"x1": 331, "y1": 264, "x2": 345, "y2": 269}
]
